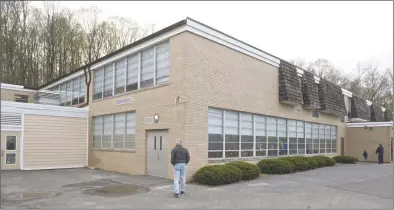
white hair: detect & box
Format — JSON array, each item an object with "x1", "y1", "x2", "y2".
[{"x1": 175, "y1": 139, "x2": 182, "y2": 146}]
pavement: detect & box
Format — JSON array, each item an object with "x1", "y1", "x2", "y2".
[{"x1": 1, "y1": 163, "x2": 393, "y2": 209}]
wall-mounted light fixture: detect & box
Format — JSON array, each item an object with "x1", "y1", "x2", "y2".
[{"x1": 153, "y1": 114, "x2": 159, "y2": 123}]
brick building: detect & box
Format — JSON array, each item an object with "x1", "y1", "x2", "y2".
[{"x1": 1, "y1": 18, "x2": 392, "y2": 180}]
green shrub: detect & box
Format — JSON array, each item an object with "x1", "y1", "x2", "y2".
[
  {"x1": 194, "y1": 165, "x2": 242, "y2": 186},
  {"x1": 312, "y1": 156, "x2": 336, "y2": 167},
  {"x1": 226, "y1": 161, "x2": 261, "y2": 180},
  {"x1": 281, "y1": 157, "x2": 309, "y2": 171},
  {"x1": 333, "y1": 156, "x2": 358, "y2": 164},
  {"x1": 257, "y1": 159, "x2": 295, "y2": 174},
  {"x1": 311, "y1": 156, "x2": 327, "y2": 167},
  {"x1": 305, "y1": 157, "x2": 318, "y2": 169}
]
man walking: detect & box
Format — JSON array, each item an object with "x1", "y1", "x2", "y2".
[
  {"x1": 171, "y1": 139, "x2": 190, "y2": 198},
  {"x1": 375, "y1": 144, "x2": 384, "y2": 164}
]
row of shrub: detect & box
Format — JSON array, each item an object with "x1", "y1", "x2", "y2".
[
  {"x1": 194, "y1": 155, "x2": 358, "y2": 186},
  {"x1": 333, "y1": 155, "x2": 358, "y2": 164},
  {"x1": 194, "y1": 161, "x2": 261, "y2": 186}
]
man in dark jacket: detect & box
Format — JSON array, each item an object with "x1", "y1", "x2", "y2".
[
  {"x1": 171, "y1": 139, "x2": 190, "y2": 198},
  {"x1": 375, "y1": 144, "x2": 384, "y2": 164}
]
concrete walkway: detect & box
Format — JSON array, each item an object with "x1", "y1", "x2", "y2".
[{"x1": 1, "y1": 163, "x2": 393, "y2": 209}]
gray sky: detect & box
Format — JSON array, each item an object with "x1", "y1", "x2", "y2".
[{"x1": 32, "y1": 1, "x2": 393, "y2": 74}]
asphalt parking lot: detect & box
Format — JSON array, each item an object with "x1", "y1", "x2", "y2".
[{"x1": 1, "y1": 163, "x2": 393, "y2": 209}]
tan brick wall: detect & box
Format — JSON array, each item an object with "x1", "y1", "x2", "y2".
[
  {"x1": 87, "y1": 31, "x2": 347, "y2": 181},
  {"x1": 177, "y1": 32, "x2": 346, "y2": 180},
  {"x1": 345, "y1": 126, "x2": 391, "y2": 163},
  {"x1": 1, "y1": 88, "x2": 36, "y2": 103}
]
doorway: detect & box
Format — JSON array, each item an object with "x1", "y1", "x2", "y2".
[
  {"x1": 146, "y1": 130, "x2": 169, "y2": 177},
  {"x1": 1, "y1": 131, "x2": 21, "y2": 170}
]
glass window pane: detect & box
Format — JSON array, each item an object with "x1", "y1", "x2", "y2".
[
  {"x1": 114, "y1": 113, "x2": 125, "y2": 149},
  {"x1": 115, "y1": 58, "x2": 126, "y2": 94},
  {"x1": 126, "y1": 112, "x2": 136, "y2": 149},
  {"x1": 66, "y1": 80, "x2": 72, "y2": 106},
  {"x1": 127, "y1": 54, "x2": 139, "y2": 91},
  {"x1": 72, "y1": 77, "x2": 80, "y2": 105},
  {"x1": 93, "y1": 68, "x2": 104, "y2": 100},
  {"x1": 93, "y1": 116, "x2": 102, "y2": 148},
  {"x1": 155, "y1": 41, "x2": 170, "y2": 84},
  {"x1": 6, "y1": 136, "x2": 16, "y2": 150},
  {"x1": 102, "y1": 115, "x2": 113, "y2": 149},
  {"x1": 140, "y1": 47, "x2": 154, "y2": 88},
  {"x1": 103, "y1": 64, "x2": 114, "y2": 98}
]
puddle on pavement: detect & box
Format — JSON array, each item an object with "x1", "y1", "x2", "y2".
[
  {"x1": 83, "y1": 184, "x2": 150, "y2": 197},
  {"x1": 62, "y1": 179, "x2": 121, "y2": 189},
  {"x1": 1, "y1": 191, "x2": 60, "y2": 204}
]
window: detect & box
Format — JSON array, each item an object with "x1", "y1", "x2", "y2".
[
  {"x1": 288, "y1": 120, "x2": 297, "y2": 155},
  {"x1": 325, "y1": 125, "x2": 331, "y2": 153},
  {"x1": 206, "y1": 107, "x2": 337, "y2": 160},
  {"x1": 240, "y1": 113, "x2": 253, "y2": 157},
  {"x1": 66, "y1": 80, "x2": 72, "y2": 106},
  {"x1": 60, "y1": 83, "x2": 66, "y2": 106},
  {"x1": 115, "y1": 58, "x2": 126, "y2": 94},
  {"x1": 208, "y1": 108, "x2": 223, "y2": 158},
  {"x1": 127, "y1": 54, "x2": 139, "y2": 91},
  {"x1": 278, "y1": 118, "x2": 287, "y2": 156},
  {"x1": 297, "y1": 121, "x2": 305, "y2": 154},
  {"x1": 305, "y1": 122, "x2": 313, "y2": 154},
  {"x1": 79, "y1": 76, "x2": 86, "y2": 103},
  {"x1": 92, "y1": 111, "x2": 136, "y2": 150},
  {"x1": 319, "y1": 124, "x2": 325, "y2": 153},
  {"x1": 114, "y1": 113, "x2": 125, "y2": 148},
  {"x1": 140, "y1": 47, "x2": 154, "y2": 88},
  {"x1": 103, "y1": 64, "x2": 114, "y2": 98},
  {"x1": 93, "y1": 116, "x2": 103, "y2": 148},
  {"x1": 255, "y1": 115, "x2": 266, "y2": 157},
  {"x1": 14, "y1": 94, "x2": 28, "y2": 103},
  {"x1": 94, "y1": 68, "x2": 104, "y2": 100},
  {"x1": 102, "y1": 115, "x2": 113, "y2": 148},
  {"x1": 313, "y1": 110, "x2": 319, "y2": 118},
  {"x1": 50, "y1": 75, "x2": 85, "y2": 106},
  {"x1": 312, "y1": 123, "x2": 319, "y2": 154},
  {"x1": 6, "y1": 136, "x2": 16, "y2": 150},
  {"x1": 72, "y1": 77, "x2": 80, "y2": 105},
  {"x1": 91, "y1": 41, "x2": 170, "y2": 100},
  {"x1": 125, "y1": 112, "x2": 136, "y2": 149},
  {"x1": 225, "y1": 110, "x2": 239, "y2": 158},
  {"x1": 331, "y1": 126, "x2": 337, "y2": 153},
  {"x1": 155, "y1": 42, "x2": 170, "y2": 84},
  {"x1": 267, "y1": 117, "x2": 277, "y2": 157}
]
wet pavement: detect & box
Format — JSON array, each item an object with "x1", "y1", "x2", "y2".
[{"x1": 1, "y1": 163, "x2": 393, "y2": 209}]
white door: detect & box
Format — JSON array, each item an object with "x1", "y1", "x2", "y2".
[
  {"x1": 147, "y1": 130, "x2": 168, "y2": 177},
  {"x1": 1, "y1": 131, "x2": 21, "y2": 170}
]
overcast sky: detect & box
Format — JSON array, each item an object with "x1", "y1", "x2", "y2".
[{"x1": 32, "y1": 1, "x2": 393, "y2": 74}]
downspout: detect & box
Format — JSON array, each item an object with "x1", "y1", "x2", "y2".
[{"x1": 78, "y1": 65, "x2": 92, "y2": 108}]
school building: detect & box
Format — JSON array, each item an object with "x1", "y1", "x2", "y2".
[{"x1": 1, "y1": 17, "x2": 392, "y2": 181}]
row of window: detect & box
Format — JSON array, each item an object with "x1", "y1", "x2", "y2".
[
  {"x1": 92, "y1": 112, "x2": 136, "y2": 149},
  {"x1": 208, "y1": 108, "x2": 337, "y2": 159},
  {"x1": 93, "y1": 41, "x2": 170, "y2": 100},
  {"x1": 49, "y1": 75, "x2": 86, "y2": 106}
]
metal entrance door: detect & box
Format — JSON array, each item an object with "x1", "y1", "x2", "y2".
[
  {"x1": 1, "y1": 131, "x2": 21, "y2": 170},
  {"x1": 147, "y1": 130, "x2": 168, "y2": 177}
]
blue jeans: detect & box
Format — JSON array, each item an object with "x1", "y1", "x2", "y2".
[{"x1": 173, "y1": 163, "x2": 186, "y2": 194}]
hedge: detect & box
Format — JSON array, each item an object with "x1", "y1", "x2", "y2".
[
  {"x1": 333, "y1": 156, "x2": 358, "y2": 164},
  {"x1": 312, "y1": 156, "x2": 336, "y2": 167},
  {"x1": 194, "y1": 165, "x2": 242, "y2": 186},
  {"x1": 311, "y1": 156, "x2": 329, "y2": 167},
  {"x1": 257, "y1": 159, "x2": 295, "y2": 174},
  {"x1": 281, "y1": 157, "x2": 309, "y2": 171},
  {"x1": 305, "y1": 157, "x2": 318, "y2": 169},
  {"x1": 227, "y1": 161, "x2": 261, "y2": 180}
]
